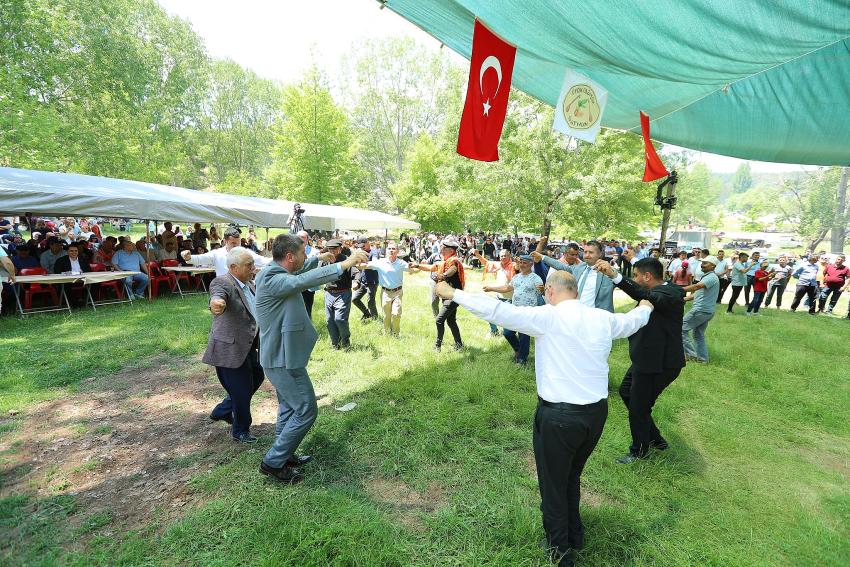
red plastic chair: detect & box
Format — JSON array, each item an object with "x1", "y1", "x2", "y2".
[
  {"x1": 160, "y1": 259, "x2": 196, "y2": 291},
  {"x1": 18, "y1": 268, "x2": 59, "y2": 309},
  {"x1": 89, "y1": 263, "x2": 124, "y2": 300},
  {"x1": 147, "y1": 261, "x2": 173, "y2": 298}
]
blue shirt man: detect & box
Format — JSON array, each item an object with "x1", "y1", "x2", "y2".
[
  {"x1": 113, "y1": 241, "x2": 149, "y2": 298},
  {"x1": 793, "y1": 258, "x2": 820, "y2": 287}
]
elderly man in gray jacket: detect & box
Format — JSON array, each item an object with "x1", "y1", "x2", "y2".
[
  {"x1": 532, "y1": 239, "x2": 615, "y2": 312},
  {"x1": 255, "y1": 234, "x2": 367, "y2": 484},
  {"x1": 204, "y1": 247, "x2": 264, "y2": 444}
]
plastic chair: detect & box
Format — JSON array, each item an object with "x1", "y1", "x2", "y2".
[
  {"x1": 160, "y1": 259, "x2": 195, "y2": 291},
  {"x1": 147, "y1": 261, "x2": 173, "y2": 298},
  {"x1": 89, "y1": 263, "x2": 123, "y2": 300},
  {"x1": 18, "y1": 267, "x2": 59, "y2": 309}
]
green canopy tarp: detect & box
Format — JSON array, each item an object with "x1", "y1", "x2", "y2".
[{"x1": 384, "y1": 0, "x2": 850, "y2": 165}]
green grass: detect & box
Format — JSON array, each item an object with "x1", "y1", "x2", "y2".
[{"x1": 0, "y1": 273, "x2": 848, "y2": 566}]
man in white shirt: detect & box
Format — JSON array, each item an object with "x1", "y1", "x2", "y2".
[
  {"x1": 182, "y1": 226, "x2": 270, "y2": 277},
  {"x1": 435, "y1": 272, "x2": 652, "y2": 567}
]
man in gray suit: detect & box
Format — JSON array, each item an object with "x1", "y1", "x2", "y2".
[
  {"x1": 255, "y1": 234, "x2": 367, "y2": 484},
  {"x1": 204, "y1": 247, "x2": 264, "y2": 444},
  {"x1": 532, "y1": 240, "x2": 615, "y2": 312}
]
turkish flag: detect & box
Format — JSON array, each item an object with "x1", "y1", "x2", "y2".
[
  {"x1": 641, "y1": 111, "x2": 669, "y2": 182},
  {"x1": 457, "y1": 20, "x2": 516, "y2": 162}
]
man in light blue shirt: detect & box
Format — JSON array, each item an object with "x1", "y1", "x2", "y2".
[
  {"x1": 790, "y1": 255, "x2": 819, "y2": 314},
  {"x1": 681, "y1": 256, "x2": 720, "y2": 363},
  {"x1": 744, "y1": 250, "x2": 762, "y2": 305},
  {"x1": 363, "y1": 241, "x2": 415, "y2": 336},
  {"x1": 113, "y1": 239, "x2": 149, "y2": 298}
]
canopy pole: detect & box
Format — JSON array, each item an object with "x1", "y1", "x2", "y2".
[
  {"x1": 145, "y1": 219, "x2": 152, "y2": 302},
  {"x1": 656, "y1": 172, "x2": 678, "y2": 253}
]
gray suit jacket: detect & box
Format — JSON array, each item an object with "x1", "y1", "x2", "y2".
[
  {"x1": 255, "y1": 256, "x2": 343, "y2": 370},
  {"x1": 202, "y1": 274, "x2": 258, "y2": 368},
  {"x1": 542, "y1": 256, "x2": 615, "y2": 312}
]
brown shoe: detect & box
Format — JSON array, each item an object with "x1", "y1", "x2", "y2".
[{"x1": 260, "y1": 461, "x2": 303, "y2": 484}]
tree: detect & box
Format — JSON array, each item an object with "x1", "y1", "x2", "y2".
[
  {"x1": 732, "y1": 162, "x2": 753, "y2": 194},
  {"x1": 264, "y1": 67, "x2": 363, "y2": 204},
  {"x1": 344, "y1": 37, "x2": 464, "y2": 208},
  {"x1": 671, "y1": 163, "x2": 723, "y2": 229},
  {"x1": 200, "y1": 60, "x2": 280, "y2": 187}
]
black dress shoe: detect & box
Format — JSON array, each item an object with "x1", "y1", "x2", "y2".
[
  {"x1": 286, "y1": 454, "x2": 312, "y2": 467},
  {"x1": 232, "y1": 432, "x2": 258, "y2": 444},
  {"x1": 209, "y1": 411, "x2": 233, "y2": 425},
  {"x1": 260, "y1": 462, "x2": 303, "y2": 484},
  {"x1": 650, "y1": 439, "x2": 669, "y2": 451}
]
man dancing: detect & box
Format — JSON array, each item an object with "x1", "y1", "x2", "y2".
[
  {"x1": 434, "y1": 272, "x2": 652, "y2": 567},
  {"x1": 594, "y1": 253, "x2": 685, "y2": 463},
  {"x1": 410, "y1": 236, "x2": 465, "y2": 351}
]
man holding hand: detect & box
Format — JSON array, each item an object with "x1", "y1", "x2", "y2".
[
  {"x1": 594, "y1": 252, "x2": 685, "y2": 463},
  {"x1": 434, "y1": 272, "x2": 652, "y2": 567},
  {"x1": 254, "y1": 234, "x2": 367, "y2": 484},
  {"x1": 204, "y1": 247, "x2": 265, "y2": 444}
]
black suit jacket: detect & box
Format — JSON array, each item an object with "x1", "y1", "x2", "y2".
[
  {"x1": 615, "y1": 277, "x2": 685, "y2": 373},
  {"x1": 53, "y1": 255, "x2": 91, "y2": 274}
]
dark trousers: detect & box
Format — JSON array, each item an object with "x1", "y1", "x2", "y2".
[
  {"x1": 533, "y1": 399, "x2": 607, "y2": 557},
  {"x1": 503, "y1": 329, "x2": 530, "y2": 363},
  {"x1": 744, "y1": 275, "x2": 755, "y2": 305},
  {"x1": 716, "y1": 278, "x2": 731, "y2": 303},
  {"x1": 302, "y1": 290, "x2": 315, "y2": 318},
  {"x1": 619, "y1": 366, "x2": 680, "y2": 456},
  {"x1": 790, "y1": 284, "x2": 817, "y2": 313},
  {"x1": 726, "y1": 285, "x2": 744, "y2": 312},
  {"x1": 621, "y1": 260, "x2": 632, "y2": 279},
  {"x1": 764, "y1": 280, "x2": 788, "y2": 307},
  {"x1": 211, "y1": 346, "x2": 265, "y2": 436},
  {"x1": 352, "y1": 282, "x2": 378, "y2": 318},
  {"x1": 804, "y1": 284, "x2": 820, "y2": 307},
  {"x1": 435, "y1": 298, "x2": 462, "y2": 346},
  {"x1": 818, "y1": 286, "x2": 843, "y2": 312},
  {"x1": 747, "y1": 291, "x2": 766, "y2": 313}
]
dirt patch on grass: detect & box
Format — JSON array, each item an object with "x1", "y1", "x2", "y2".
[
  {"x1": 366, "y1": 476, "x2": 447, "y2": 531},
  {"x1": 0, "y1": 357, "x2": 284, "y2": 545}
]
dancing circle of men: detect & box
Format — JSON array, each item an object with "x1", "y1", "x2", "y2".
[{"x1": 200, "y1": 234, "x2": 711, "y2": 567}]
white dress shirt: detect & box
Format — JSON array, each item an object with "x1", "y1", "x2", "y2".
[
  {"x1": 452, "y1": 291, "x2": 651, "y2": 404},
  {"x1": 577, "y1": 268, "x2": 598, "y2": 307},
  {"x1": 187, "y1": 247, "x2": 270, "y2": 276}
]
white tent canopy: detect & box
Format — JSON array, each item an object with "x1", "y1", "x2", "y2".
[{"x1": 0, "y1": 167, "x2": 420, "y2": 232}]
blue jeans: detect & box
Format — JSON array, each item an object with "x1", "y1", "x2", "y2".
[
  {"x1": 263, "y1": 366, "x2": 317, "y2": 468},
  {"x1": 124, "y1": 272, "x2": 149, "y2": 297},
  {"x1": 682, "y1": 309, "x2": 714, "y2": 361},
  {"x1": 325, "y1": 290, "x2": 352, "y2": 347},
  {"x1": 503, "y1": 329, "x2": 530, "y2": 363},
  {"x1": 489, "y1": 297, "x2": 511, "y2": 334},
  {"x1": 747, "y1": 291, "x2": 766, "y2": 313}
]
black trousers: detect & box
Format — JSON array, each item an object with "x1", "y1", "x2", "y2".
[
  {"x1": 533, "y1": 399, "x2": 607, "y2": 557},
  {"x1": 744, "y1": 275, "x2": 755, "y2": 305},
  {"x1": 619, "y1": 366, "x2": 681, "y2": 456},
  {"x1": 716, "y1": 278, "x2": 731, "y2": 303},
  {"x1": 435, "y1": 298, "x2": 462, "y2": 346},
  {"x1": 302, "y1": 289, "x2": 315, "y2": 318},
  {"x1": 211, "y1": 345, "x2": 265, "y2": 436},
  {"x1": 352, "y1": 282, "x2": 378, "y2": 318},
  {"x1": 790, "y1": 284, "x2": 817, "y2": 313},
  {"x1": 726, "y1": 285, "x2": 744, "y2": 312}
]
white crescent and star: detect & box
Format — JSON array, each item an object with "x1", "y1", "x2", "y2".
[{"x1": 479, "y1": 55, "x2": 502, "y2": 117}]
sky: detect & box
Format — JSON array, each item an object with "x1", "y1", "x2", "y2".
[{"x1": 156, "y1": 0, "x2": 813, "y2": 175}]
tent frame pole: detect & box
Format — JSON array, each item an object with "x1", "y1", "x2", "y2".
[{"x1": 145, "y1": 219, "x2": 152, "y2": 301}]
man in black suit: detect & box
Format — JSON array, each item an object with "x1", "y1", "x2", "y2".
[
  {"x1": 594, "y1": 252, "x2": 685, "y2": 464},
  {"x1": 204, "y1": 247, "x2": 265, "y2": 444},
  {"x1": 53, "y1": 242, "x2": 91, "y2": 306}
]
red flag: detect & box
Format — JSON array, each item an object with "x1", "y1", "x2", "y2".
[
  {"x1": 457, "y1": 20, "x2": 516, "y2": 162},
  {"x1": 640, "y1": 111, "x2": 669, "y2": 182}
]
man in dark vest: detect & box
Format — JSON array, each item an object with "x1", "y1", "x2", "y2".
[{"x1": 594, "y1": 251, "x2": 686, "y2": 464}]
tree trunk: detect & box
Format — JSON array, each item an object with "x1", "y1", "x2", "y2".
[
  {"x1": 830, "y1": 166, "x2": 848, "y2": 253},
  {"x1": 807, "y1": 228, "x2": 829, "y2": 253}
]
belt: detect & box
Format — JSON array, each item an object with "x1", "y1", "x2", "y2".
[
  {"x1": 383, "y1": 286, "x2": 402, "y2": 292},
  {"x1": 326, "y1": 287, "x2": 350, "y2": 293},
  {"x1": 537, "y1": 396, "x2": 606, "y2": 410}
]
